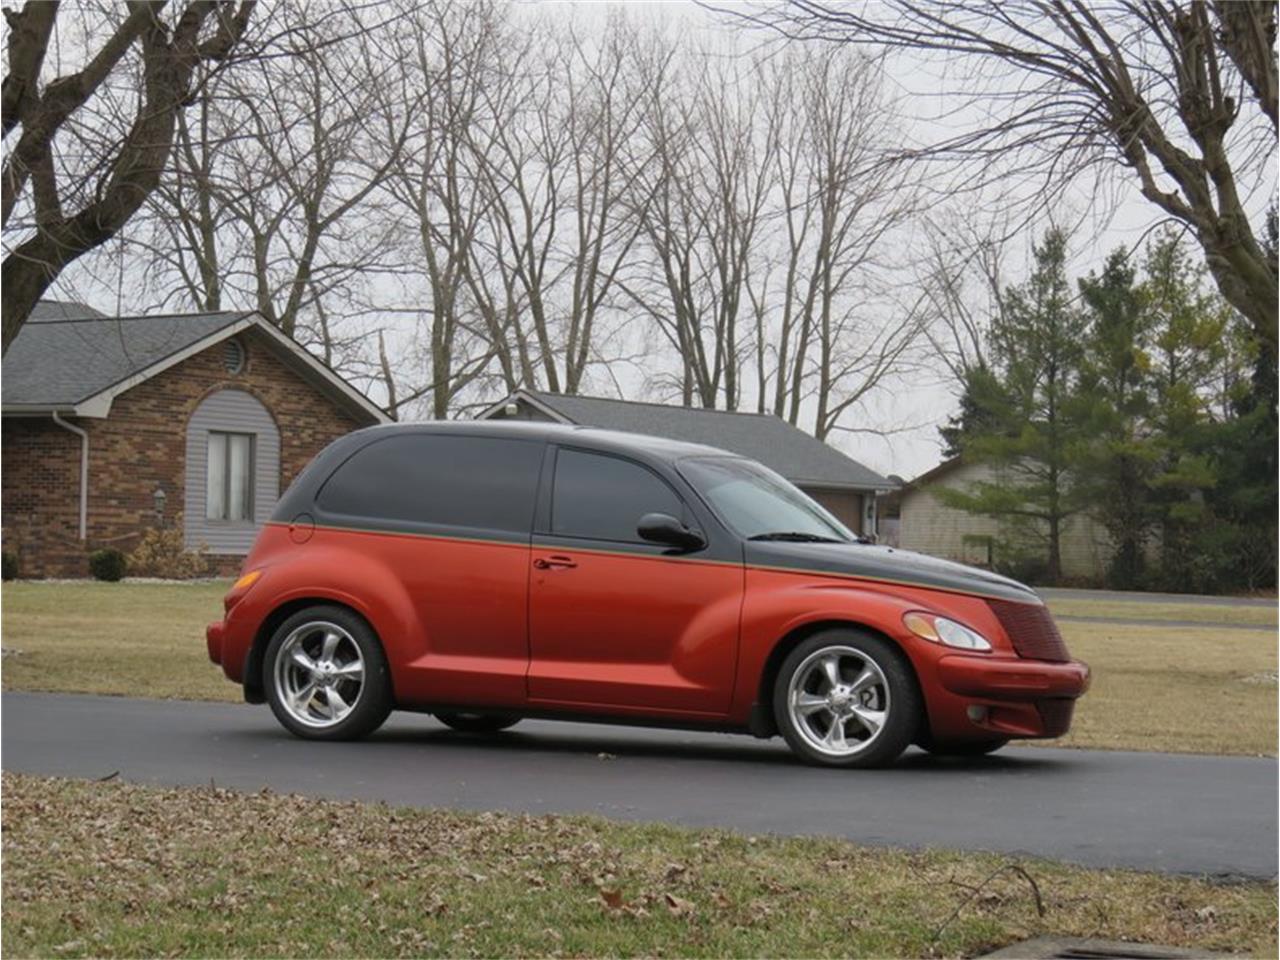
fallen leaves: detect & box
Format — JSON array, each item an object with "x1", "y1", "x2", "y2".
[
  {"x1": 662, "y1": 892, "x2": 695, "y2": 917},
  {"x1": 2, "y1": 772, "x2": 1274, "y2": 959},
  {"x1": 599, "y1": 888, "x2": 625, "y2": 910}
]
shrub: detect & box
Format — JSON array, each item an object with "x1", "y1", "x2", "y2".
[
  {"x1": 88, "y1": 548, "x2": 127, "y2": 582},
  {"x1": 126, "y1": 524, "x2": 208, "y2": 579},
  {"x1": 2, "y1": 551, "x2": 17, "y2": 581}
]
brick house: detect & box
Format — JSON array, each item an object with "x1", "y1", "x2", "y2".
[
  {"x1": 478, "y1": 388, "x2": 893, "y2": 536},
  {"x1": 2, "y1": 301, "x2": 388, "y2": 578}
]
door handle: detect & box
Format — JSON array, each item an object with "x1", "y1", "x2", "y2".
[{"x1": 534, "y1": 555, "x2": 577, "y2": 570}]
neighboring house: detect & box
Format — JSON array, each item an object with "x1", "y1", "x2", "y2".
[
  {"x1": 2, "y1": 301, "x2": 388, "y2": 578},
  {"x1": 478, "y1": 388, "x2": 893, "y2": 535},
  {"x1": 885, "y1": 457, "x2": 1113, "y2": 581}
]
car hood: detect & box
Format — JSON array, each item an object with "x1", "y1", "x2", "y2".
[{"x1": 744, "y1": 540, "x2": 1040, "y2": 604}]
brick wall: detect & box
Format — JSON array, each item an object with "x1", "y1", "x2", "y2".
[
  {"x1": 2, "y1": 328, "x2": 371, "y2": 578},
  {"x1": 1, "y1": 420, "x2": 85, "y2": 576}
]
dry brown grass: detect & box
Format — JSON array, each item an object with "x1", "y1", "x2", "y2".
[
  {"x1": 1, "y1": 580, "x2": 237, "y2": 702},
  {"x1": 3, "y1": 773, "x2": 1275, "y2": 959},
  {"x1": 1046, "y1": 620, "x2": 1277, "y2": 756},
  {"x1": 1048, "y1": 598, "x2": 1277, "y2": 628}
]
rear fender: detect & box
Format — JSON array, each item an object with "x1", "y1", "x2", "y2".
[{"x1": 228, "y1": 540, "x2": 422, "y2": 691}]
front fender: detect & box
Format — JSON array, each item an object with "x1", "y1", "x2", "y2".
[{"x1": 731, "y1": 568, "x2": 1011, "y2": 725}]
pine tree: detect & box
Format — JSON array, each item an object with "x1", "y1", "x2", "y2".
[
  {"x1": 936, "y1": 229, "x2": 1091, "y2": 583},
  {"x1": 1140, "y1": 228, "x2": 1234, "y2": 591},
  {"x1": 1077, "y1": 249, "x2": 1157, "y2": 589}
]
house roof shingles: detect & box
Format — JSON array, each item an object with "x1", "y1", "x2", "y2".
[
  {"x1": 2, "y1": 308, "x2": 250, "y2": 408},
  {"x1": 521, "y1": 389, "x2": 891, "y2": 491}
]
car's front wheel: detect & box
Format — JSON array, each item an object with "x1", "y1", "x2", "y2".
[
  {"x1": 264, "y1": 604, "x2": 392, "y2": 740},
  {"x1": 773, "y1": 629, "x2": 921, "y2": 768}
]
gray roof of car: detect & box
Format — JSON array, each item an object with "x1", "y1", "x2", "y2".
[
  {"x1": 510, "y1": 390, "x2": 891, "y2": 490},
  {"x1": 2, "y1": 304, "x2": 251, "y2": 407}
]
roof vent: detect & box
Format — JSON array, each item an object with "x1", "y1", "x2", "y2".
[{"x1": 223, "y1": 338, "x2": 246, "y2": 375}]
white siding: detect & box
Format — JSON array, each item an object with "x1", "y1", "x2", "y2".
[
  {"x1": 899, "y1": 461, "x2": 1113, "y2": 581},
  {"x1": 184, "y1": 389, "x2": 280, "y2": 554}
]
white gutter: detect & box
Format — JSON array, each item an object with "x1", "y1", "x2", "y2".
[{"x1": 51, "y1": 412, "x2": 88, "y2": 540}]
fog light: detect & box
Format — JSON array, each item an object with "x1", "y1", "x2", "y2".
[{"x1": 967, "y1": 705, "x2": 989, "y2": 723}]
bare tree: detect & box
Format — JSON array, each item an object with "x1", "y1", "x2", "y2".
[
  {"x1": 917, "y1": 216, "x2": 1013, "y2": 382},
  {"x1": 377, "y1": 0, "x2": 500, "y2": 420},
  {"x1": 464, "y1": 16, "x2": 653, "y2": 397},
  {"x1": 93, "y1": 0, "x2": 413, "y2": 372},
  {"x1": 626, "y1": 43, "x2": 780, "y2": 409},
  {"x1": 724, "y1": 1, "x2": 1279, "y2": 350},
  {"x1": 2, "y1": 0, "x2": 254, "y2": 354},
  {"x1": 753, "y1": 48, "x2": 928, "y2": 440}
]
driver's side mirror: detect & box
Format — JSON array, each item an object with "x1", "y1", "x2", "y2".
[{"x1": 637, "y1": 512, "x2": 706, "y2": 552}]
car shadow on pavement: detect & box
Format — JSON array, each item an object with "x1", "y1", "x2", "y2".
[{"x1": 229, "y1": 720, "x2": 1068, "y2": 772}]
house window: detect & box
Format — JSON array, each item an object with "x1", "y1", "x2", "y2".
[{"x1": 207, "y1": 431, "x2": 254, "y2": 522}]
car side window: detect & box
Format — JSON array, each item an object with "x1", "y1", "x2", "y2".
[
  {"x1": 551, "y1": 448, "x2": 685, "y2": 543},
  {"x1": 316, "y1": 434, "x2": 542, "y2": 535}
]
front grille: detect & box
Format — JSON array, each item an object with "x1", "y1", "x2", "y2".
[
  {"x1": 987, "y1": 600, "x2": 1070, "y2": 662},
  {"x1": 1035, "y1": 699, "x2": 1076, "y2": 736}
]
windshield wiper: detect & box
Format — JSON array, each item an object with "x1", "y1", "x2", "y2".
[{"x1": 748, "y1": 531, "x2": 846, "y2": 544}]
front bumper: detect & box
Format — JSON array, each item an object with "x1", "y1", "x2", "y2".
[
  {"x1": 938, "y1": 655, "x2": 1090, "y2": 700},
  {"x1": 932, "y1": 654, "x2": 1090, "y2": 740}
]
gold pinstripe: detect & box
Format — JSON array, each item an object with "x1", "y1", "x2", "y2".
[{"x1": 264, "y1": 520, "x2": 1040, "y2": 604}]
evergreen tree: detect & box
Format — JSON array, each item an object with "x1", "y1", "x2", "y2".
[
  {"x1": 936, "y1": 230, "x2": 1091, "y2": 583},
  {"x1": 1140, "y1": 228, "x2": 1234, "y2": 591},
  {"x1": 1077, "y1": 249, "x2": 1157, "y2": 589},
  {"x1": 938, "y1": 365, "x2": 1007, "y2": 459}
]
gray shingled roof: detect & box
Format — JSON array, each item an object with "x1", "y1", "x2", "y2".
[
  {"x1": 3, "y1": 307, "x2": 249, "y2": 407},
  {"x1": 524, "y1": 390, "x2": 890, "y2": 490},
  {"x1": 28, "y1": 299, "x2": 107, "y2": 321}
]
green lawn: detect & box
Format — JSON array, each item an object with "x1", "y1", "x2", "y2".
[
  {"x1": 2, "y1": 579, "x2": 1275, "y2": 755},
  {"x1": 3, "y1": 773, "x2": 1275, "y2": 959}
]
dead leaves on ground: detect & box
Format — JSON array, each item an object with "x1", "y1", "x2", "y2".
[{"x1": 2, "y1": 772, "x2": 1273, "y2": 959}]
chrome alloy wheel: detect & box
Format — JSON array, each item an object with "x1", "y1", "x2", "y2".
[
  {"x1": 786, "y1": 645, "x2": 890, "y2": 757},
  {"x1": 273, "y1": 621, "x2": 365, "y2": 728}
]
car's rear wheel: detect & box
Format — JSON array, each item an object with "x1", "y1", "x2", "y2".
[
  {"x1": 773, "y1": 629, "x2": 920, "y2": 768},
  {"x1": 922, "y1": 738, "x2": 1009, "y2": 757},
  {"x1": 435, "y1": 712, "x2": 521, "y2": 733},
  {"x1": 264, "y1": 605, "x2": 392, "y2": 740}
]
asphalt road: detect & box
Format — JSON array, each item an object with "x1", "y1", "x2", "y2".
[{"x1": 4, "y1": 692, "x2": 1275, "y2": 880}]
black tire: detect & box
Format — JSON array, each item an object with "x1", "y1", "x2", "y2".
[
  {"x1": 922, "y1": 738, "x2": 1009, "y2": 757},
  {"x1": 435, "y1": 712, "x2": 521, "y2": 734},
  {"x1": 263, "y1": 604, "x2": 392, "y2": 741},
  {"x1": 772, "y1": 628, "x2": 921, "y2": 768}
]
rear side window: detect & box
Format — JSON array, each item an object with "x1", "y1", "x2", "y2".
[
  {"x1": 552, "y1": 449, "x2": 684, "y2": 543},
  {"x1": 317, "y1": 434, "x2": 542, "y2": 535}
]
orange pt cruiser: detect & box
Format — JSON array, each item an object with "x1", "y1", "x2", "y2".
[{"x1": 207, "y1": 422, "x2": 1089, "y2": 767}]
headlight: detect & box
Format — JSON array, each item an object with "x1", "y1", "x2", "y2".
[{"x1": 902, "y1": 612, "x2": 992, "y2": 651}]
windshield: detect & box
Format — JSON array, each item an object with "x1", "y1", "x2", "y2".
[{"x1": 678, "y1": 457, "x2": 857, "y2": 543}]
